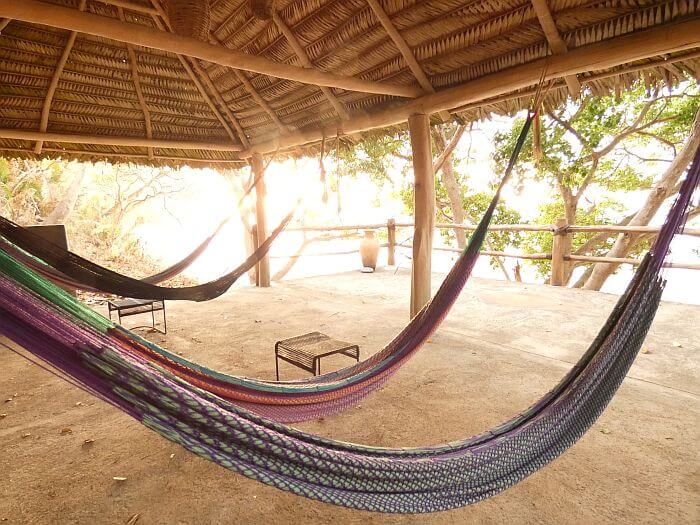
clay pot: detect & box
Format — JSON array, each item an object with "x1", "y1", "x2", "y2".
[{"x1": 359, "y1": 229, "x2": 379, "y2": 270}]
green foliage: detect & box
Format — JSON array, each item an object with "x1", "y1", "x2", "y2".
[
  {"x1": 401, "y1": 178, "x2": 523, "y2": 266},
  {"x1": 493, "y1": 78, "x2": 698, "y2": 284},
  {"x1": 523, "y1": 197, "x2": 621, "y2": 277},
  {"x1": 462, "y1": 191, "x2": 523, "y2": 259},
  {"x1": 0, "y1": 158, "x2": 189, "y2": 279},
  {"x1": 0, "y1": 158, "x2": 9, "y2": 184},
  {"x1": 494, "y1": 80, "x2": 699, "y2": 196},
  {"x1": 337, "y1": 131, "x2": 410, "y2": 185}
]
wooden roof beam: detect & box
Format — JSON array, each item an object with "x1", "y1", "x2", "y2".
[
  {"x1": 0, "y1": 129, "x2": 243, "y2": 152},
  {"x1": 365, "y1": 0, "x2": 451, "y2": 122},
  {"x1": 185, "y1": 57, "x2": 252, "y2": 147},
  {"x1": 530, "y1": 0, "x2": 581, "y2": 98},
  {"x1": 0, "y1": 146, "x2": 242, "y2": 165},
  {"x1": 237, "y1": 17, "x2": 700, "y2": 157},
  {"x1": 0, "y1": 0, "x2": 422, "y2": 98},
  {"x1": 272, "y1": 11, "x2": 351, "y2": 121},
  {"x1": 117, "y1": 6, "x2": 154, "y2": 158},
  {"x1": 34, "y1": 0, "x2": 86, "y2": 155}
]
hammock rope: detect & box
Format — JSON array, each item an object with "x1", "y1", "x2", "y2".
[
  {"x1": 0, "y1": 120, "x2": 696, "y2": 513},
  {"x1": 0, "y1": 113, "x2": 535, "y2": 422}
]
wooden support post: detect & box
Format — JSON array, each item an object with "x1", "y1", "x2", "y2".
[
  {"x1": 251, "y1": 152, "x2": 270, "y2": 287},
  {"x1": 387, "y1": 218, "x2": 396, "y2": 266},
  {"x1": 250, "y1": 225, "x2": 260, "y2": 286},
  {"x1": 408, "y1": 114, "x2": 434, "y2": 317},
  {"x1": 550, "y1": 217, "x2": 571, "y2": 286}
]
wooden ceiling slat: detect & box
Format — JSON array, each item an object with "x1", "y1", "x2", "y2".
[
  {"x1": 117, "y1": 5, "x2": 154, "y2": 158},
  {"x1": 239, "y1": 17, "x2": 700, "y2": 156},
  {"x1": 272, "y1": 10, "x2": 350, "y2": 120},
  {"x1": 0, "y1": 0, "x2": 421, "y2": 97}
]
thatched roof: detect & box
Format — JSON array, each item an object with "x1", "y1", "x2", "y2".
[{"x1": 0, "y1": 0, "x2": 699, "y2": 168}]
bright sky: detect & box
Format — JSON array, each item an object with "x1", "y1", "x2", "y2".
[{"x1": 131, "y1": 112, "x2": 699, "y2": 305}]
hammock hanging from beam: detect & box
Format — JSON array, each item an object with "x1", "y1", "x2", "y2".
[
  {"x1": 0, "y1": 113, "x2": 561, "y2": 424},
  {"x1": 0, "y1": 141, "x2": 696, "y2": 514},
  {"x1": 0, "y1": 164, "x2": 281, "y2": 300},
  {"x1": 0, "y1": 206, "x2": 295, "y2": 301},
  {"x1": 0, "y1": 112, "x2": 536, "y2": 421},
  {"x1": 0, "y1": 216, "x2": 231, "y2": 292}
]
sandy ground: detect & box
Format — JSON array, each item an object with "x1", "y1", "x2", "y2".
[{"x1": 1, "y1": 268, "x2": 699, "y2": 524}]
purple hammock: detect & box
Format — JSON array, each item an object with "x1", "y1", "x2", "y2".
[
  {"x1": 0, "y1": 112, "x2": 539, "y2": 422},
  {"x1": 0, "y1": 142, "x2": 697, "y2": 512}
]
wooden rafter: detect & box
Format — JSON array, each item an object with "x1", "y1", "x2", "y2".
[
  {"x1": 186, "y1": 58, "x2": 252, "y2": 147},
  {"x1": 147, "y1": 1, "x2": 250, "y2": 148},
  {"x1": 0, "y1": 0, "x2": 421, "y2": 98},
  {"x1": 365, "y1": 0, "x2": 431, "y2": 92},
  {"x1": 272, "y1": 11, "x2": 351, "y2": 120},
  {"x1": 237, "y1": 17, "x2": 700, "y2": 157},
  {"x1": 33, "y1": 0, "x2": 86, "y2": 155},
  {"x1": 530, "y1": 0, "x2": 581, "y2": 98},
  {"x1": 234, "y1": 69, "x2": 291, "y2": 132},
  {"x1": 117, "y1": 6, "x2": 154, "y2": 158},
  {"x1": 151, "y1": 0, "x2": 289, "y2": 136},
  {"x1": 206, "y1": 31, "x2": 290, "y2": 134},
  {"x1": 0, "y1": 147, "x2": 241, "y2": 165},
  {"x1": 365, "y1": 0, "x2": 450, "y2": 121},
  {"x1": 0, "y1": 129, "x2": 242, "y2": 151}
]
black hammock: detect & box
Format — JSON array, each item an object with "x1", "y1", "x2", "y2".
[{"x1": 0, "y1": 207, "x2": 295, "y2": 302}]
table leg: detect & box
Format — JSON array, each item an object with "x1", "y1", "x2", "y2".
[{"x1": 162, "y1": 303, "x2": 167, "y2": 334}]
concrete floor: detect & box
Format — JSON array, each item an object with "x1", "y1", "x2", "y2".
[{"x1": 1, "y1": 268, "x2": 698, "y2": 524}]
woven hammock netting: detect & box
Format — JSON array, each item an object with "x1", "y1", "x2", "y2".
[
  {"x1": 0, "y1": 106, "x2": 697, "y2": 512},
  {"x1": 0, "y1": 157, "x2": 696, "y2": 512},
  {"x1": 0, "y1": 207, "x2": 295, "y2": 301}
]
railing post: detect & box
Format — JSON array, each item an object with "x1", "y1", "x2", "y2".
[
  {"x1": 550, "y1": 217, "x2": 571, "y2": 286},
  {"x1": 387, "y1": 218, "x2": 396, "y2": 266}
]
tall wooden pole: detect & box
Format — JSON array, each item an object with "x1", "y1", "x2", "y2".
[
  {"x1": 408, "y1": 113, "x2": 435, "y2": 317},
  {"x1": 251, "y1": 153, "x2": 270, "y2": 287}
]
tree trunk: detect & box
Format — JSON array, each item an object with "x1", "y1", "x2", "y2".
[
  {"x1": 431, "y1": 128, "x2": 467, "y2": 248},
  {"x1": 45, "y1": 164, "x2": 87, "y2": 224},
  {"x1": 583, "y1": 109, "x2": 700, "y2": 290}
]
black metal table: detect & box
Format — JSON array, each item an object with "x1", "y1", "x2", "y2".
[
  {"x1": 107, "y1": 298, "x2": 167, "y2": 334},
  {"x1": 275, "y1": 331, "x2": 359, "y2": 380}
]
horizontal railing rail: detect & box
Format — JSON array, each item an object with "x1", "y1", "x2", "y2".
[{"x1": 252, "y1": 218, "x2": 699, "y2": 284}]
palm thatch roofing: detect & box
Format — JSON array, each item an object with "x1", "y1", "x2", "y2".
[{"x1": 0, "y1": 0, "x2": 699, "y2": 168}]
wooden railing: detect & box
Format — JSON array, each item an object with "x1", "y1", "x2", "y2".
[{"x1": 258, "y1": 219, "x2": 700, "y2": 284}]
